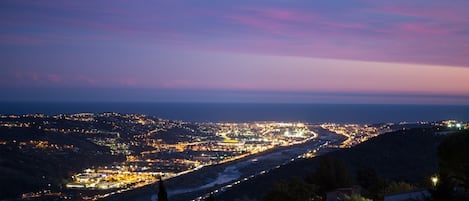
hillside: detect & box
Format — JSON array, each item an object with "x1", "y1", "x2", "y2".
[
  {"x1": 0, "y1": 127, "x2": 124, "y2": 199},
  {"x1": 217, "y1": 127, "x2": 445, "y2": 201}
]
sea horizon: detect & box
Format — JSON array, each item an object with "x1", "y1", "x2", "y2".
[{"x1": 1, "y1": 102, "x2": 469, "y2": 124}]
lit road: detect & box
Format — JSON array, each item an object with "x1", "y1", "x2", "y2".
[
  {"x1": 130, "y1": 127, "x2": 344, "y2": 201},
  {"x1": 189, "y1": 130, "x2": 340, "y2": 201}
]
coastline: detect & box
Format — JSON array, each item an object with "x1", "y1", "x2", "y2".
[{"x1": 2, "y1": 102, "x2": 469, "y2": 124}]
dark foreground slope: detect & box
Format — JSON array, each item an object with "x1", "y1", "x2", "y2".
[{"x1": 217, "y1": 127, "x2": 445, "y2": 201}]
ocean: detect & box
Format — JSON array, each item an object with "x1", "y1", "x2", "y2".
[{"x1": 1, "y1": 102, "x2": 469, "y2": 124}]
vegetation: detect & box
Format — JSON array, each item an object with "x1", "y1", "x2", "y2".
[
  {"x1": 306, "y1": 156, "x2": 353, "y2": 194},
  {"x1": 437, "y1": 131, "x2": 469, "y2": 189},
  {"x1": 0, "y1": 127, "x2": 124, "y2": 199},
  {"x1": 344, "y1": 195, "x2": 373, "y2": 201},
  {"x1": 261, "y1": 178, "x2": 319, "y2": 201},
  {"x1": 205, "y1": 194, "x2": 216, "y2": 201},
  {"x1": 259, "y1": 161, "x2": 424, "y2": 201},
  {"x1": 218, "y1": 127, "x2": 445, "y2": 201},
  {"x1": 158, "y1": 178, "x2": 168, "y2": 201},
  {"x1": 355, "y1": 167, "x2": 386, "y2": 200},
  {"x1": 257, "y1": 129, "x2": 469, "y2": 201},
  {"x1": 329, "y1": 127, "x2": 442, "y2": 183},
  {"x1": 383, "y1": 182, "x2": 416, "y2": 195},
  {"x1": 260, "y1": 157, "x2": 366, "y2": 201},
  {"x1": 433, "y1": 131, "x2": 469, "y2": 201}
]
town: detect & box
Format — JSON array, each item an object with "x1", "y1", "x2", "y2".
[{"x1": 0, "y1": 113, "x2": 467, "y2": 201}]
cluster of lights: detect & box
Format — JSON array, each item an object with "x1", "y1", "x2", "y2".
[{"x1": 447, "y1": 123, "x2": 462, "y2": 128}]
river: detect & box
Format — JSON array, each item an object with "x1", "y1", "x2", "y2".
[{"x1": 135, "y1": 127, "x2": 344, "y2": 201}]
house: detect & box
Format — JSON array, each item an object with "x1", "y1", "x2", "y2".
[{"x1": 384, "y1": 188, "x2": 430, "y2": 201}]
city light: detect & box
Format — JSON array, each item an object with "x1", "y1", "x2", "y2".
[
  {"x1": 431, "y1": 176, "x2": 439, "y2": 187},
  {"x1": 1, "y1": 113, "x2": 463, "y2": 201}
]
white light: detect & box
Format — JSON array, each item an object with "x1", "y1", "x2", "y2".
[{"x1": 431, "y1": 176, "x2": 439, "y2": 186}]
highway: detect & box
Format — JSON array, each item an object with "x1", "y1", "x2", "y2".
[{"x1": 138, "y1": 127, "x2": 344, "y2": 201}]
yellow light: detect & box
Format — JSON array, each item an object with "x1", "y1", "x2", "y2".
[{"x1": 431, "y1": 176, "x2": 438, "y2": 186}]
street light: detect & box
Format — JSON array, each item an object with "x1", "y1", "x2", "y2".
[{"x1": 431, "y1": 176, "x2": 439, "y2": 187}]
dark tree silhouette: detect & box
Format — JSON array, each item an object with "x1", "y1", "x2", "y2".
[
  {"x1": 308, "y1": 156, "x2": 353, "y2": 194},
  {"x1": 261, "y1": 178, "x2": 318, "y2": 201},
  {"x1": 158, "y1": 178, "x2": 168, "y2": 201},
  {"x1": 262, "y1": 157, "x2": 352, "y2": 200},
  {"x1": 438, "y1": 131, "x2": 469, "y2": 189},
  {"x1": 205, "y1": 194, "x2": 216, "y2": 201},
  {"x1": 356, "y1": 167, "x2": 386, "y2": 200},
  {"x1": 383, "y1": 181, "x2": 416, "y2": 195},
  {"x1": 433, "y1": 131, "x2": 469, "y2": 201}
]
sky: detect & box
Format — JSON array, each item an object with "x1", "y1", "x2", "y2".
[{"x1": 1, "y1": 0, "x2": 469, "y2": 104}]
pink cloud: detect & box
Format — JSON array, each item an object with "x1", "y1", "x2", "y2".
[
  {"x1": 3, "y1": 2, "x2": 469, "y2": 68},
  {"x1": 215, "y1": 5, "x2": 469, "y2": 66},
  {"x1": 0, "y1": 2, "x2": 187, "y2": 46},
  {"x1": 396, "y1": 23, "x2": 449, "y2": 35},
  {"x1": 46, "y1": 74, "x2": 63, "y2": 82},
  {"x1": 6, "y1": 71, "x2": 102, "y2": 87},
  {"x1": 116, "y1": 77, "x2": 138, "y2": 87},
  {"x1": 0, "y1": 34, "x2": 47, "y2": 46},
  {"x1": 380, "y1": 5, "x2": 469, "y2": 22},
  {"x1": 226, "y1": 14, "x2": 288, "y2": 34},
  {"x1": 71, "y1": 75, "x2": 97, "y2": 85},
  {"x1": 224, "y1": 7, "x2": 370, "y2": 42},
  {"x1": 161, "y1": 79, "x2": 197, "y2": 88},
  {"x1": 239, "y1": 7, "x2": 314, "y2": 22},
  {"x1": 13, "y1": 72, "x2": 40, "y2": 81}
]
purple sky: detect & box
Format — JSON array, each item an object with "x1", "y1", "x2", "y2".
[{"x1": 1, "y1": 0, "x2": 469, "y2": 104}]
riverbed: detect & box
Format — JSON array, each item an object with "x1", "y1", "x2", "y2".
[{"x1": 144, "y1": 128, "x2": 342, "y2": 201}]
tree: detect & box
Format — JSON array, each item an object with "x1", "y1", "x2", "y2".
[
  {"x1": 344, "y1": 195, "x2": 373, "y2": 201},
  {"x1": 307, "y1": 156, "x2": 353, "y2": 194},
  {"x1": 356, "y1": 167, "x2": 386, "y2": 200},
  {"x1": 205, "y1": 194, "x2": 215, "y2": 201},
  {"x1": 433, "y1": 131, "x2": 469, "y2": 201},
  {"x1": 158, "y1": 178, "x2": 168, "y2": 201},
  {"x1": 432, "y1": 172, "x2": 455, "y2": 201},
  {"x1": 437, "y1": 132, "x2": 469, "y2": 189},
  {"x1": 383, "y1": 182, "x2": 416, "y2": 195},
  {"x1": 261, "y1": 178, "x2": 319, "y2": 201}
]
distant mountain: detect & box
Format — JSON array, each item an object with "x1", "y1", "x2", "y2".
[{"x1": 217, "y1": 127, "x2": 445, "y2": 201}]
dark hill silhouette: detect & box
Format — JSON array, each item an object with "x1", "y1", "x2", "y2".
[
  {"x1": 0, "y1": 127, "x2": 124, "y2": 199},
  {"x1": 217, "y1": 127, "x2": 445, "y2": 201}
]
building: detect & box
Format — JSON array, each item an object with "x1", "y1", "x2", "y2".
[{"x1": 384, "y1": 188, "x2": 430, "y2": 201}]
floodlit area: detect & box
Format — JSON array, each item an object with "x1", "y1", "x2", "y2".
[
  {"x1": 64, "y1": 120, "x2": 317, "y2": 200},
  {"x1": 320, "y1": 123, "x2": 390, "y2": 148},
  {"x1": 66, "y1": 170, "x2": 159, "y2": 190}
]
